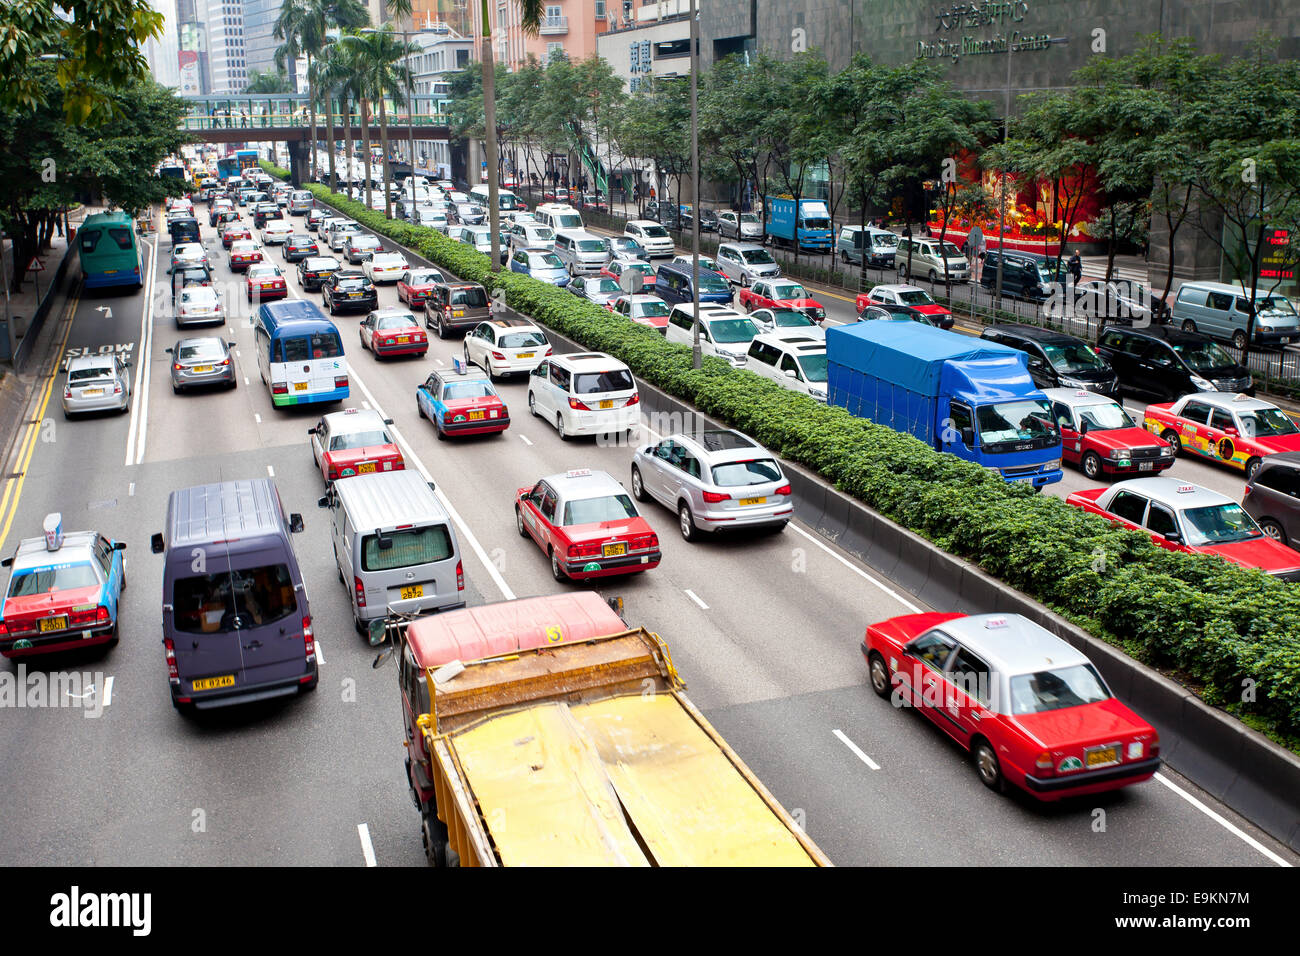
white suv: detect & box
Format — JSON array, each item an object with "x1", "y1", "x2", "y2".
[
  {"x1": 664, "y1": 304, "x2": 757, "y2": 368},
  {"x1": 745, "y1": 331, "x2": 828, "y2": 402},
  {"x1": 464, "y1": 317, "x2": 552, "y2": 379},
  {"x1": 624, "y1": 220, "x2": 674, "y2": 259},
  {"x1": 527, "y1": 352, "x2": 641, "y2": 440}
]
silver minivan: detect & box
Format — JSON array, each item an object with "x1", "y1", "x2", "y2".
[
  {"x1": 837, "y1": 226, "x2": 898, "y2": 267},
  {"x1": 320, "y1": 470, "x2": 465, "y2": 633},
  {"x1": 715, "y1": 242, "x2": 781, "y2": 287},
  {"x1": 896, "y1": 237, "x2": 969, "y2": 283},
  {"x1": 288, "y1": 190, "x2": 314, "y2": 214},
  {"x1": 1172, "y1": 281, "x2": 1300, "y2": 350},
  {"x1": 553, "y1": 229, "x2": 610, "y2": 275}
]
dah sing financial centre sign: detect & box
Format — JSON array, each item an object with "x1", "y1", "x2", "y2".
[{"x1": 918, "y1": 1, "x2": 1053, "y2": 63}]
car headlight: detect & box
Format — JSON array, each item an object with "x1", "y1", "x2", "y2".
[
  {"x1": 1160, "y1": 445, "x2": 1175, "y2": 456},
  {"x1": 1043, "y1": 459, "x2": 1061, "y2": 471},
  {"x1": 1191, "y1": 376, "x2": 1214, "y2": 391},
  {"x1": 1109, "y1": 449, "x2": 1131, "y2": 461}
]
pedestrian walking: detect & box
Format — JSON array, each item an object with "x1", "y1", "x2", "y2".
[{"x1": 1068, "y1": 249, "x2": 1082, "y2": 286}]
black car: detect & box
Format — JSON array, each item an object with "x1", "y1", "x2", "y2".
[
  {"x1": 981, "y1": 323, "x2": 1119, "y2": 396},
  {"x1": 282, "y1": 234, "x2": 319, "y2": 263},
  {"x1": 858, "y1": 303, "x2": 951, "y2": 329},
  {"x1": 252, "y1": 203, "x2": 284, "y2": 229},
  {"x1": 979, "y1": 250, "x2": 1054, "y2": 302},
  {"x1": 698, "y1": 208, "x2": 720, "y2": 232},
  {"x1": 298, "y1": 255, "x2": 341, "y2": 291},
  {"x1": 171, "y1": 265, "x2": 213, "y2": 305},
  {"x1": 1095, "y1": 325, "x2": 1254, "y2": 402},
  {"x1": 167, "y1": 216, "x2": 201, "y2": 245},
  {"x1": 321, "y1": 270, "x2": 378, "y2": 315}
]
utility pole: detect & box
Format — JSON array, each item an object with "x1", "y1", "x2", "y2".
[
  {"x1": 481, "y1": 0, "x2": 501, "y2": 272},
  {"x1": 689, "y1": 0, "x2": 701, "y2": 369}
]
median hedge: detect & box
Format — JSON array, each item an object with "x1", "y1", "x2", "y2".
[{"x1": 287, "y1": 169, "x2": 1300, "y2": 749}]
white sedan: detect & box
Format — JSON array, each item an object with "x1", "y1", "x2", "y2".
[
  {"x1": 170, "y1": 243, "x2": 208, "y2": 271},
  {"x1": 261, "y1": 220, "x2": 295, "y2": 245},
  {"x1": 363, "y1": 251, "x2": 410, "y2": 284}
]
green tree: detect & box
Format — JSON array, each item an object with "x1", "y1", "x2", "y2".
[
  {"x1": 350, "y1": 26, "x2": 415, "y2": 220},
  {"x1": 245, "y1": 69, "x2": 294, "y2": 94}
]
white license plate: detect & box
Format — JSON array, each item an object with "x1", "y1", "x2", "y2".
[{"x1": 1139, "y1": 462, "x2": 1154, "y2": 471}]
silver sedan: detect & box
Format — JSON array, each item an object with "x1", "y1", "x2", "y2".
[
  {"x1": 166, "y1": 337, "x2": 237, "y2": 392},
  {"x1": 62, "y1": 355, "x2": 131, "y2": 417}
]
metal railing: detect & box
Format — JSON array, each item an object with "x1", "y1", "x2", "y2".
[
  {"x1": 182, "y1": 113, "x2": 451, "y2": 131},
  {"x1": 539, "y1": 15, "x2": 568, "y2": 34}
]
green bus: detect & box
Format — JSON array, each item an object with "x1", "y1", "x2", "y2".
[{"x1": 78, "y1": 211, "x2": 143, "y2": 291}]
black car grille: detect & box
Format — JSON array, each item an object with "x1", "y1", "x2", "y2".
[
  {"x1": 1130, "y1": 446, "x2": 1166, "y2": 461},
  {"x1": 1001, "y1": 465, "x2": 1042, "y2": 478},
  {"x1": 1213, "y1": 376, "x2": 1251, "y2": 392}
]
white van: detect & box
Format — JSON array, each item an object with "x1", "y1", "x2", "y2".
[
  {"x1": 469, "y1": 185, "x2": 526, "y2": 212},
  {"x1": 527, "y1": 352, "x2": 640, "y2": 440},
  {"x1": 288, "y1": 190, "x2": 314, "y2": 215},
  {"x1": 664, "y1": 304, "x2": 758, "y2": 368},
  {"x1": 320, "y1": 469, "x2": 465, "y2": 632},
  {"x1": 534, "y1": 203, "x2": 585, "y2": 232},
  {"x1": 553, "y1": 229, "x2": 609, "y2": 275},
  {"x1": 744, "y1": 331, "x2": 828, "y2": 402}
]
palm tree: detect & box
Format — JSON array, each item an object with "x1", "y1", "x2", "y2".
[
  {"x1": 323, "y1": 39, "x2": 364, "y2": 196},
  {"x1": 245, "y1": 69, "x2": 293, "y2": 94},
  {"x1": 351, "y1": 28, "x2": 416, "y2": 221},
  {"x1": 310, "y1": 50, "x2": 338, "y2": 190}
]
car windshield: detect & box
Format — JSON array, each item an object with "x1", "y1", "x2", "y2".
[
  {"x1": 641, "y1": 225, "x2": 669, "y2": 238},
  {"x1": 574, "y1": 240, "x2": 606, "y2": 253},
  {"x1": 1180, "y1": 502, "x2": 1262, "y2": 545},
  {"x1": 574, "y1": 369, "x2": 634, "y2": 394},
  {"x1": 798, "y1": 353, "x2": 829, "y2": 382},
  {"x1": 330, "y1": 428, "x2": 391, "y2": 450},
  {"x1": 976, "y1": 399, "x2": 1059, "y2": 451},
  {"x1": 563, "y1": 494, "x2": 638, "y2": 525},
  {"x1": 612, "y1": 238, "x2": 639, "y2": 251},
  {"x1": 634, "y1": 301, "x2": 670, "y2": 318},
  {"x1": 1042, "y1": 341, "x2": 1108, "y2": 373},
  {"x1": 937, "y1": 242, "x2": 962, "y2": 258},
  {"x1": 1076, "y1": 401, "x2": 1134, "y2": 430},
  {"x1": 872, "y1": 233, "x2": 898, "y2": 248},
  {"x1": 896, "y1": 289, "x2": 935, "y2": 306},
  {"x1": 449, "y1": 287, "x2": 488, "y2": 307},
  {"x1": 1171, "y1": 340, "x2": 1235, "y2": 371},
  {"x1": 530, "y1": 227, "x2": 555, "y2": 240},
  {"x1": 377, "y1": 314, "x2": 416, "y2": 330},
  {"x1": 178, "y1": 341, "x2": 224, "y2": 360},
  {"x1": 740, "y1": 214, "x2": 760, "y2": 224},
  {"x1": 530, "y1": 253, "x2": 562, "y2": 269},
  {"x1": 172, "y1": 564, "x2": 297, "y2": 634},
  {"x1": 708, "y1": 317, "x2": 759, "y2": 344},
  {"x1": 741, "y1": 248, "x2": 775, "y2": 265},
  {"x1": 697, "y1": 273, "x2": 730, "y2": 293},
  {"x1": 590, "y1": 278, "x2": 620, "y2": 294},
  {"x1": 500, "y1": 331, "x2": 547, "y2": 348},
  {"x1": 442, "y1": 381, "x2": 495, "y2": 400},
  {"x1": 711, "y1": 458, "x2": 782, "y2": 487},
  {"x1": 1238, "y1": 407, "x2": 1299, "y2": 438},
  {"x1": 771, "y1": 283, "x2": 807, "y2": 299},
  {"x1": 1009, "y1": 664, "x2": 1110, "y2": 714}
]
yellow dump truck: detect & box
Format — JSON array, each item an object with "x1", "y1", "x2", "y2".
[{"x1": 393, "y1": 592, "x2": 830, "y2": 867}]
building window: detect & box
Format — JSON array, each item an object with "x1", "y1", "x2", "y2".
[
  {"x1": 547, "y1": 41, "x2": 563, "y2": 59},
  {"x1": 595, "y1": 0, "x2": 606, "y2": 16}
]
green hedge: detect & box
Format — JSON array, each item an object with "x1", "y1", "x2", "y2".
[
  {"x1": 258, "y1": 159, "x2": 291, "y2": 180},
  {"x1": 296, "y1": 178, "x2": 1300, "y2": 749}
]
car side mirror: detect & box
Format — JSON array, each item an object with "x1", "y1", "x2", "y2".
[
  {"x1": 164, "y1": 347, "x2": 173, "y2": 354},
  {"x1": 427, "y1": 481, "x2": 436, "y2": 493},
  {"x1": 150, "y1": 533, "x2": 164, "y2": 554},
  {"x1": 0, "y1": 557, "x2": 11, "y2": 568},
  {"x1": 317, "y1": 495, "x2": 330, "y2": 509},
  {"x1": 784, "y1": 368, "x2": 797, "y2": 379},
  {"x1": 1079, "y1": 420, "x2": 1090, "y2": 435},
  {"x1": 113, "y1": 541, "x2": 127, "y2": 551},
  {"x1": 289, "y1": 513, "x2": 304, "y2": 533},
  {"x1": 960, "y1": 427, "x2": 975, "y2": 446},
  {"x1": 307, "y1": 426, "x2": 317, "y2": 435},
  {"x1": 1164, "y1": 531, "x2": 1182, "y2": 544},
  {"x1": 228, "y1": 341, "x2": 237, "y2": 349}
]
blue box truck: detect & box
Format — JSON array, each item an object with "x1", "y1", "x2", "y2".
[
  {"x1": 766, "y1": 198, "x2": 833, "y2": 252},
  {"x1": 826, "y1": 321, "x2": 1063, "y2": 489}
]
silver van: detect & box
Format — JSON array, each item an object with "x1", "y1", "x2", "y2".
[
  {"x1": 288, "y1": 190, "x2": 314, "y2": 214},
  {"x1": 327, "y1": 220, "x2": 362, "y2": 252},
  {"x1": 837, "y1": 226, "x2": 898, "y2": 267},
  {"x1": 896, "y1": 237, "x2": 969, "y2": 283},
  {"x1": 715, "y1": 242, "x2": 781, "y2": 287},
  {"x1": 552, "y1": 229, "x2": 610, "y2": 275},
  {"x1": 1172, "y1": 281, "x2": 1300, "y2": 350},
  {"x1": 320, "y1": 470, "x2": 464, "y2": 633}
]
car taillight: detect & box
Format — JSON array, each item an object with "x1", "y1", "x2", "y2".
[
  {"x1": 173, "y1": 362, "x2": 185, "y2": 371},
  {"x1": 569, "y1": 397, "x2": 591, "y2": 411},
  {"x1": 491, "y1": 351, "x2": 506, "y2": 361},
  {"x1": 626, "y1": 392, "x2": 639, "y2": 407},
  {"x1": 569, "y1": 541, "x2": 601, "y2": 558},
  {"x1": 327, "y1": 465, "x2": 338, "y2": 481},
  {"x1": 218, "y1": 358, "x2": 230, "y2": 367},
  {"x1": 303, "y1": 616, "x2": 315, "y2": 662},
  {"x1": 1035, "y1": 751, "x2": 1053, "y2": 772},
  {"x1": 63, "y1": 386, "x2": 71, "y2": 399},
  {"x1": 163, "y1": 637, "x2": 180, "y2": 685},
  {"x1": 632, "y1": 533, "x2": 658, "y2": 550},
  {"x1": 0, "y1": 620, "x2": 8, "y2": 637},
  {"x1": 775, "y1": 484, "x2": 791, "y2": 496},
  {"x1": 544, "y1": 347, "x2": 554, "y2": 356},
  {"x1": 334, "y1": 375, "x2": 348, "y2": 388},
  {"x1": 354, "y1": 576, "x2": 366, "y2": 608},
  {"x1": 456, "y1": 560, "x2": 464, "y2": 591},
  {"x1": 702, "y1": 490, "x2": 730, "y2": 503},
  {"x1": 271, "y1": 382, "x2": 287, "y2": 394},
  {"x1": 1243, "y1": 485, "x2": 1252, "y2": 497}
]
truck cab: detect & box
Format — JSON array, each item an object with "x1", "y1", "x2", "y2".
[{"x1": 766, "y1": 198, "x2": 833, "y2": 252}]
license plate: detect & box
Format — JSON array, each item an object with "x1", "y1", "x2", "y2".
[
  {"x1": 599, "y1": 399, "x2": 614, "y2": 409},
  {"x1": 453, "y1": 310, "x2": 465, "y2": 317},
  {"x1": 603, "y1": 543, "x2": 626, "y2": 557},
  {"x1": 293, "y1": 381, "x2": 308, "y2": 391},
  {"x1": 39, "y1": 616, "x2": 68, "y2": 633},
  {"x1": 400, "y1": 585, "x2": 423, "y2": 600},
  {"x1": 81, "y1": 388, "x2": 104, "y2": 397},
  {"x1": 358, "y1": 462, "x2": 377, "y2": 474},
  {"x1": 397, "y1": 336, "x2": 410, "y2": 344},
  {"x1": 516, "y1": 352, "x2": 535, "y2": 359},
  {"x1": 1139, "y1": 462, "x2": 1154, "y2": 471},
  {"x1": 349, "y1": 292, "x2": 362, "y2": 298},
  {"x1": 739, "y1": 496, "x2": 767, "y2": 506},
  {"x1": 192, "y1": 674, "x2": 236, "y2": 692},
  {"x1": 469, "y1": 410, "x2": 485, "y2": 421},
  {"x1": 1084, "y1": 745, "x2": 1119, "y2": 768}
]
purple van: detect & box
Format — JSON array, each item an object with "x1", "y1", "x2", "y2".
[{"x1": 151, "y1": 479, "x2": 317, "y2": 712}]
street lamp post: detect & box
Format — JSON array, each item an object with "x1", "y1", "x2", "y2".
[{"x1": 689, "y1": 0, "x2": 701, "y2": 370}]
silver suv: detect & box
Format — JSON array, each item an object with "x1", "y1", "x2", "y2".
[
  {"x1": 716, "y1": 242, "x2": 781, "y2": 287},
  {"x1": 630, "y1": 429, "x2": 792, "y2": 540}
]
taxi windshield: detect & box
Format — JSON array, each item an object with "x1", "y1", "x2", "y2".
[
  {"x1": 770, "y1": 309, "x2": 816, "y2": 327},
  {"x1": 1009, "y1": 664, "x2": 1110, "y2": 714},
  {"x1": 8, "y1": 563, "x2": 100, "y2": 596},
  {"x1": 708, "y1": 317, "x2": 759, "y2": 344},
  {"x1": 1042, "y1": 342, "x2": 1108, "y2": 374},
  {"x1": 1171, "y1": 340, "x2": 1235, "y2": 371},
  {"x1": 563, "y1": 494, "x2": 637, "y2": 525},
  {"x1": 1238, "y1": 407, "x2": 1299, "y2": 438},
  {"x1": 635, "y1": 300, "x2": 670, "y2": 318},
  {"x1": 896, "y1": 290, "x2": 935, "y2": 306},
  {"x1": 590, "y1": 278, "x2": 621, "y2": 294},
  {"x1": 330, "y1": 429, "x2": 391, "y2": 450},
  {"x1": 1180, "y1": 502, "x2": 1262, "y2": 545},
  {"x1": 442, "y1": 381, "x2": 494, "y2": 400},
  {"x1": 409, "y1": 271, "x2": 441, "y2": 284},
  {"x1": 1076, "y1": 402, "x2": 1134, "y2": 431},
  {"x1": 976, "y1": 399, "x2": 1059, "y2": 452},
  {"x1": 771, "y1": 283, "x2": 808, "y2": 299}
]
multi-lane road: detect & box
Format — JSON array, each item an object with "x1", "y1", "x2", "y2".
[{"x1": 0, "y1": 196, "x2": 1293, "y2": 867}]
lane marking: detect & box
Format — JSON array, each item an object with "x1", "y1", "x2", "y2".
[
  {"x1": 132, "y1": 234, "x2": 158, "y2": 466},
  {"x1": 128, "y1": 483, "x2": 135, "y2": 497},
  {"x1": 357, "y1": 823, "x2": 377, "y2": 867},
  {"x1": 254, "y1": 413, "x2": 262, "y2": 424},
  {"x1": 788, "y1": 523, "x2": 923, "y2": 614},
  {"x1": 124, "y1": 235, "x2": 156, "y2": 466},
  {"x1": 684, "y1": 588, "x2": 709, "y2": 610},
  {"x1": 102, "y1": 676, "x2": 114, "y2": 708},
  {"x1": 315, "y1": 640, "x2": 326, "y2": 665},
  {"x1": 1151, "y1": 772, "x2": 1291, "y2": 867},
  {"x1": 267, "y1": 465, "x2": 275, "y2": 477},
  {"x1": 362, "y1": 400, "x2": 371, "y2": 410},
  {"x1": 833, "y1": 729, "x2": 881, "y2": 770},
  {"x1": 518, "y1": 434, "x2": 533, "y2": 446},
  {"x1": 244, "y1": 376, "x2": 250, "y2": 385}
]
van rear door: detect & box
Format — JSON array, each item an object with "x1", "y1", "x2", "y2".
[{"x1": 357, "y1": 524, "x2": 461, "y2": 619}]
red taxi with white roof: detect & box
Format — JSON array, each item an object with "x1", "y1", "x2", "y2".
[
  {"x1": 608, "y1": 294, "x2": 671, "y2": 333},
  {"x1": 244, "y1": 262, "x2": 287, "y2": 302},
  {"x1": 516, "y1": 469, "x2": 661, "y2": 581},
  {"x1": 855, "y1": 284, "x2": 954, "y2": 327},
  {"x1": 396, "y1": 267, "x2": 445, "y2": 309},
  {"x1": 416, "y1": 364, "x2": 510, "y2": 438},
  {"x1": 359, "y1": 307, "x2": 427, "y2": 358},
  {"x1": 1044, "y1": 388, "x2": 1174, "y2": 480},
  {"x1": 221, "y1": 221, "x2": 252, "y2": 249},
  {"x1": 738, "y1": 278, "x2": 826, "y2": 323},
  {"x1": 1142, "y1": 391, "x2": 1300, "y2": 481},
  {"x1": 863, "y1": 612, "x2": 1160, "y2": 799},
  {"x1": 308, "y1": 408, "x2": 405, "y2": 483},
  {"x1": 1066, "y1": 477, "x2": 1300, "y2": 580},
  {"x1": 228, "y1": 239, "x2": 264, "y2": 271}
]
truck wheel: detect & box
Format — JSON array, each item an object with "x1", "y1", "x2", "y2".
[
  {"x1": 421, "y1": 812, "x2": 449, "y2": 868},
  {"x1": 868, "y1": 652, "x2": 890, "y2": 699},
  {"x1": 630, "y1": 466, "x2": 649, "y2": 502},
  {"x1": 1081, "y1": 452, "x2": 1103, "y2": 480}
]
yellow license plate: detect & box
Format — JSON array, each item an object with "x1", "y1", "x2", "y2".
[
  {"x1": 193, "y1": 365, "x2": 213, "y2": 373},
  {"x1": 192, "y1": 674, "x2": 236, "y2": 691},
  {"x1": 81, "y1": 388, "x2": 104, "y2": 397},
  {"x1": 358, "y1": 462, "x2": 377, "y2": 474},
  {"x1": 468, "y1": 410, "x2": 485, "y2": 421},
  {"x1": 603, "y1": 542, "x2": 626, "y2": 557},
  {"x1": 599, "y1": 399, "x2": 614, "y2": 409},
  {"x1": 397, "y1": 336, "x2": 410, "y2": 344},
  {"x1": 400, "y1": 585, "x2": 424, "y2": 600},
  {"x1": 39, "y1": 616, "x2": 68, "y2": 632},
  {"x1": 1085, "y1": 747, "x2": 1118, "y2": 768},
  {"x1": 293, "y1": 381, "x2": 308, "y2": 391},
  {"x1": 516, "y1": 352, "x2": 535, "y2": 359},
  {"x1": 738, "y1": 496, "x2": 767, "y2": 506},
  {"x1": 453, "y1": 310, "x2": 465, "y2": 317}
]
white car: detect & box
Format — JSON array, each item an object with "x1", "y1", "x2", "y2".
[
  {"x1": 363, "y1": 251, "x2": 410, "y2": 283},
  {"x1": 170, "y1": 243, "x2": 208, "y2": 271},
  {"x1": 260, "y1": 219, "x2": 295, "y2": 245},
  {"x1": 624, "y1": 220, "x2": 674, "y2": 259},
  {"x1": 744, "y1": 331, "x2": 828, "y2": 402},
  {"x1": 175, "y1": 285, "x2": 224, "y2": 327},
  {"x1": 527, "y1": 351, "x2": 640, "y2": 440},
  {"x1": 464, "y1": 318, "x2": 552, "y2": 379}
]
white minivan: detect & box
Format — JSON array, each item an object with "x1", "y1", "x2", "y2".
[
  {"x1": 527, "y1": 352, "x2": 640, "y2": 440},
  {"x1": 320, "y1": 469, "x2": 465, "y2": 633},
  {"x1": 534, "y1": 203, "x2": 585, "y2": 232},
  {"x1": 744, "y1": 331, "x2": 828, "y2": 402},
  {"x1": 664, "y1": 304, "x2": 758, "y2": 368},
  {"x1": 553, "y1": 229, "x2": 610, "y2": 275}
]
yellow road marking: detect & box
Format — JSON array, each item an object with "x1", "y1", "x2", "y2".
[{"x1": 0, "y1": 286, "x2": 80, "y2": 554}]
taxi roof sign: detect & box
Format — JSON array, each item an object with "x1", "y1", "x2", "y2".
[
  {"x1": 566, "y1": 469, "x2": 593, "y2": 478},
  {"x1": 1177, "y1": 484, "x2": 1195, "y2": 494},
  {"x1": 1232, "y1": 393, "x2": 1252, "y2": 402},
  {"x1": 984, "y1": 617, "x2": 1008, "y2": 629},
  {"x1": 43, "y1": 513, "x2": 63, "y2": 552}
]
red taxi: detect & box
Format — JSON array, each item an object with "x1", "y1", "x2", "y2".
[
  {"x1": 308, "y1": 408, "x2": 405, "y2": 483},
  {"x1": 1066, "y1": 477, "x2": 1300, "y2": 580},
  {"x1": 608, "y1": 294, "x2": 671, "y2": 334},
  {"x1": 515, "y1": 469, "x2": 661, "y2": 581},
  {"x1": 221, "y1": 222, "x2": 252, "y2": 249},
  {"x1": 863, "y1": 612, "x2": 1160, "y2": 800},
  {"x1": 244, "y1": 262, "x2": 287, "y2": 302},
  {"x1": 359, "y1": 307, "x2": 428, "y2": 358},
  {"x1": 738, "y1": 278, "x2": 826, "y2": 323},
  {"x1": 396, "y1": 267, "x2": 445, "y2": 310},
  {"x1": 228, "y1": 239, "x2": 264, "y2": 271},
  {"x1": 1143, "y1": 391, "x2": 1300, "y2": 481},
  {"x1": 855, "y1": 284, "x2": 954, "y2": 327},
  {"x1": 416, "y1": 365, "x2": 510, "y2": 438},
  {"x1": 1044, "y1": 388, "x2": 1174, "y2": 480}
]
